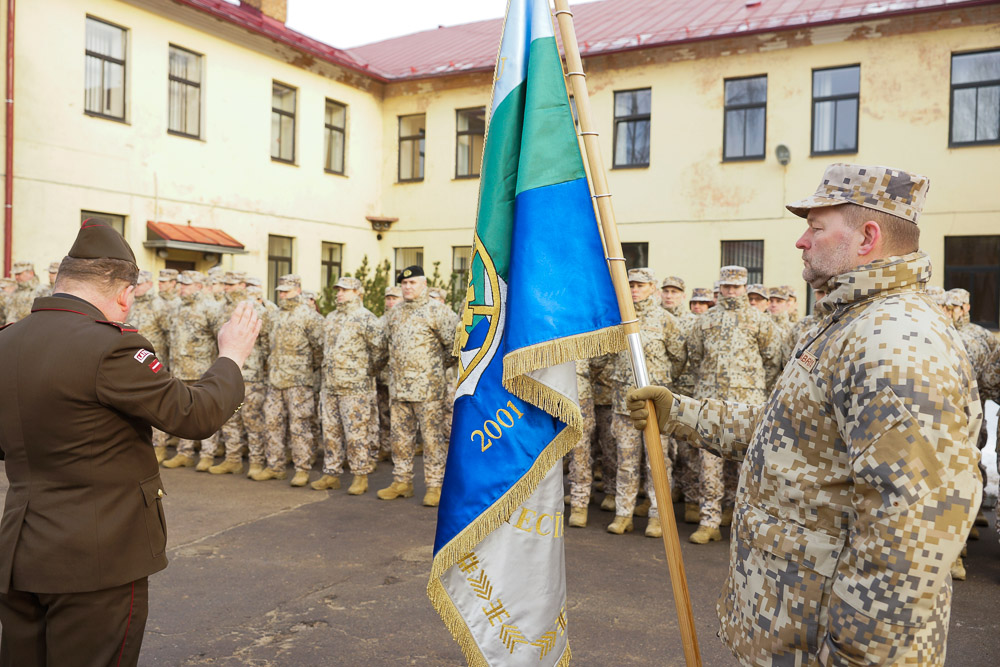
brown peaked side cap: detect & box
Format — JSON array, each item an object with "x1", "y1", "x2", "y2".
[{"x1": 69, "y1": 219, "x2": 137, "y2": 264}]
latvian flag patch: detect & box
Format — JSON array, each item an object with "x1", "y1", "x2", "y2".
[{"x1": 134, "y1": 349, "x2": 162, "y2": 373}]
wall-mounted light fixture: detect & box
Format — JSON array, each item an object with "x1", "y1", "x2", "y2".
[{"x1": 775, "y1": 144, "x2": 791, "y2": 166}]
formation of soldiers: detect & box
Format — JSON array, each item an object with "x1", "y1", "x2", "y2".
[{"x1": 4, "y1": 258, "x2": 998, "y2": 562}]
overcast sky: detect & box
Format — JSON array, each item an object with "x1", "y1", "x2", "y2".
[{"x1": 284, "y1": 0, "x2": 510, "y2": 49}]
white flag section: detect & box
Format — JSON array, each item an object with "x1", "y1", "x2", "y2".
[{"x1": 440, "y1": 464, "x2": 569, "y2": 665}]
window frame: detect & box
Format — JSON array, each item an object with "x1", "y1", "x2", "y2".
[
  {"x1": 944, "y1": 235, "x2": 1000, "y2": 330},
  {"x1": 720, "y1": 240, "x2": 765, "y2": 285},
  {"x1": 84, "y1": 15, "x2": 128, "y2": 123},
  {"x1": 321, "y1": 242, "x2": 343, "y2": 288},
  {"x1": 398, "y1": 114, "x2": 426, "y2": 183},
  {"x1": 621, "y1": 242, "x2": 649, "y2": 271},
  {"x1": 80, "y1": 210, "x2": 126, "y2": 236},
  {"x1": 948, "y1": 48, "x2": 1000, "y2": 148},
  {"x1": 270, "y1": 81, "x2": 297, "y2": 164},
  {"x1": 267, "y1": 234, "x2": 294, "y2": 302},
  {"x1": 722, "y1": 75, "x2": 768, "y2": 162},
  {"x1": 455, "y1": 107, "x2": 486, "y2": 179},
  {"x1": 612, "y1": 88, "x2": 651, "y2": 169},
  {"x1": 810, "y1": 64, "x2": 860, "y2": 156},
  {"x1": 394, "y1": 247, "x2": 424, "y2": 275},
  {"x1": 324, "y1": 98, "x2": 347, "y2": 175},
  {"x1": 167, "y1": 44, "x2": 202, "y2": 140}
]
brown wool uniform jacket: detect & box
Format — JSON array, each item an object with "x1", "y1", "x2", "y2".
[{"x1": 0, "y1": 295, "x2": 244, "y2": 594}]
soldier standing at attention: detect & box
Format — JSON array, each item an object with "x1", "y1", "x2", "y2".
[
  {"x1": 684, "y1": 265, "x2": 781, "y2": 544},
  {"x1": 607, "y1": 268, "x2": 685, "y2": 538},
  {"x1": 566, "y1": 359, "x2": 597, "y2": 527},
  {"x1": 374, "y1": 286, "x2": 403, "y2": 463},
  {"x1": 312, "y1": 276, "x2": 385, "y2": 493},
  {"x1": 0, "y1": 221, "x2": 258, "y2": 667},
  {"x1": 128, "y1": 271, "x2": 173, "y2": 463},
  {"x1": 5, "y1": 261, "x2": 43, "y2": 324},
  {"x1": 238, "y1": 281, "x2": 272, "y2": 478},
  {"x1": 689, "y1": 287, "x2": 713, "y2": 314},
  {"x1": 253, "y1": 274, "x2": 323, "y2": 486},
  {"x1": 162, "y1": 271, "x2": 227, "y2": 470},
  {"x1": 589, "y1": 353, "x2": 617, "y2": 512},
  {"x1": 36, "y1": 261, "x2": 60, "y2": 298},
  {"x1": 377, "y1": 266, "x2": 460, "y2": 507},
  {"x1": 0, "y1": 278, "x2": 14, "y2": 322},
  {"x1": 768, "y1": 286, "x2": 795, "y2": 366},
  {"x1": 784, "y1": 285, "x2": 800, "y2": 323},
  {"x1": 629, "y1": 164, "x2": 982, "y2": 666},
  {"x1": 789, "y1": 286, "x2": 828, "y2": 344},
  {"x1": 746, "y1": 284, "x2": 768, "y2": 313}
]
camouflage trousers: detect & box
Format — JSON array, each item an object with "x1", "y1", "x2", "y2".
[
  {"x1": 218, "y1": 381, "x2": 266, "y2": 463},
  {"x1": 152, "y1": 428, "x2": 168, "y2": 449},
  {"x1": 320, "y1": 389, "x2": 377, "y2": 476},
  {"x1": 177, "y1": 381, "x2": 220, "y2": 458},
  {"x1": 594, "y1": 404, "x2": 616, "y2": 496},
  {"x1": 390, "y1": 399, "x2": 449, "y2": 487},
  {"x1": 375, "y1": 382, "x2": 391, "y2": 459},
  {"x1": 264, "y1": 385, "x2": 316, "y2": 472},
  {"x1": 698, "y1": 450, "x2": 739, "y2": 529},
  {"x1": 612, "y1": 412, "x2": 670, "y2": 519},
  {"x1": 567, "y1": 398, "x2": 597, "y2": 509},
  {"x1": 674, "y1": 438, "x2": 701, "y2": 504}
]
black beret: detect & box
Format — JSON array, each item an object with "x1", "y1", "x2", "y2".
[
  {"x1": 69, "y1": 220, "x2": 137, "y2": 264},
  {"x1": 396, "y1": 265, "x2": 424, "y2": 284}
]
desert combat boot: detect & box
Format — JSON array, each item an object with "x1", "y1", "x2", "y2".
[{"x1": 377, "y1": 481, "x2": 414, "y2": 500}]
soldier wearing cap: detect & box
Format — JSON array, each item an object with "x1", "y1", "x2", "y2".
[
  {"x1": 161, "y1": 271, "x2": 228, "y2": 470},
  {"x1": 427, "y1": 287, "x2": 446, "y2": 304},
  {"x1": 684, "y1": 265, "x2": 782, "y2": 545},
  {"x1": 4, "y1": 261, "x2": 42, "y2": 324},
  {"x1": 0, "y1": 221, "x2": 258, "y2": 666},
  {"x1": 374, "y1": 285, "x2": 403, "y2": 463},
  {"x1": 35, "y1": 261, "x2": 61, "y2": 298},
  {"x1": 589, "y1": 352, "x2": 618, "y2": 513},
  {"x1": 629, "y1": 163, "x2": 982, "y2": 665},
  {"x1": 312, "y1": 276, "x2": 385, "y2": 494},
  {"x1": 789, "y1": 286, "x2": 829, "y2": 344},
  {"x1": 783, "y1": 285, "x2": 800, "y2": 323},
  {"x1": 688, "y1": 287, "x2": 713, "y2": 315},
  {"x1": 206, "y1": 266, "x2": 226, "y2": 303},
  {"x1": 376, "y1": 265, "x2": 460, "y2": 506},
  {"x1": 0, "y1": 278, "x2": 13, "y2": 323},
  {"x1": 767, "y1": 286, "x2": 794, "y2": 366},
  {"x1": 746, "y1": 284, "x2": 768, "y2": 313},
  {"x1": 255, "y1": 274, "x2": 324, "y2": 486},
  {"x1": 606, "y1": 268, "x2": 685, "y2": 538},
  {"x1": 157, "y1": 268, "x2": 179, "y2": 303},
  {"x1": 128, "y1": 270, "x2": 175, "y2": 462}
]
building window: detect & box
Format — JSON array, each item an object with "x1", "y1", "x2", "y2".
[
  {"x1": 268, "y1": 235, "x2": 293, "y2": 301},
  {"x1": 812, "y1": 65, "x2": 860, "y2": 154},
  {"x1": 945, "y1": 235, "x2": 999, "y2": 329},
  {"x1": 621, "y1": 242, "x2": 649, "y2": 271},
  {"x1": 271, "y1": 82, "x2": 296, "y2": 163},
  {"x1": 721, "y1": 240, "x2": 764, "y2": 285},
  {"x1": 455, "y1": 108, "x2": 486, "y2": 178},
  {"x1": 84, "y1": 16, "x2": 127, "y2": 121},
  {"x1": 452, "y1": 246, "x2": 472, "y2": 291},
  {"x1": 394, "y1": 247, "x2": 424, "y2": 275},
  {"x1": 613, "y1": 89, "x2": 650, "y2": 168},
  {"x1": 324, "y1": 99, "x2": 347, "y2": 174},
  {"x1": 168, "y1": 45, "x2": 202, "y2": 138},
  {"x1": 399, "y1": 114, "x2": 425, "y2": 182},
  {"x1": 81, "y1": 210, "x2": 125, "y2": 236},
  {"x1": 321, "y1": 242, "x2": 343, "y2": 288},
  {"x1": 723, "y1": 76, "x2": 767, "y2": 161},
  {"x1": 950, "y1": 50, "x2": 1000, "y2": 146}
]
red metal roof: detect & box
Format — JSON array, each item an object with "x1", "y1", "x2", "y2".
[
  {"x1": 347, "y1": 0, "x2": 991, "y2": 80},
  {"x1": 147, "y1": 221, "x2": 245, "y2": 249}
]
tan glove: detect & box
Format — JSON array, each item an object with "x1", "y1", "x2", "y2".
[{"x1": 625, "y1": 385, "x2": 674, "y2": 433}]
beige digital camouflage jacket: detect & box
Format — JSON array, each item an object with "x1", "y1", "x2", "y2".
[
  {"x1": 129, "y1": 292, "x2": 170, "y2": 364},
  {"x1": 322, "y1": 299, "x2": 385, "y2": 394},
  {"x1": 167, "y1": 294, "x2": 226, "y2": 381},
  {"x1": 611, "y1": 294, "x2": 685, "y2": 415},
  {"x1": 686, "y1": 295, "x2": 782, "y2": 401},
  {"x1": 383, "y1": 292, "x2": 459, "y2": 402},
  {"x1": 664, "y1": 253, "x2": 982, "y2": 666},
  {"x1": 217, "y1": 291, "x2": 268, "y2": 383},
  {"x1": 664, "y1": 304, "x2": 699, "y2": 394},
  {"x1": 954, "y1": 315, "x2": 1000, "y2": 403},
  {"x1": 4, "y1": 277, "x2": 43, "y2": 324},
  {"x1": 589, "y1": 353, "x2": 615, "y2": 406},
  {"x1": 266, "y1": 296, "x2": 324, "y2": 389}
]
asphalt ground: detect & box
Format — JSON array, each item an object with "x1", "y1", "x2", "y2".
[{"x1": 0, "y1": 458, "x2": 997, "y2": 666}]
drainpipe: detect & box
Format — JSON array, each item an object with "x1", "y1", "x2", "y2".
[{"x1": 4, "y1": 0, "x2": 14, "y2": 277}]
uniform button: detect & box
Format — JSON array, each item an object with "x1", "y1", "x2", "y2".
[{"x1": 157, "y1": 489, "x2": 164, "y2": 498}]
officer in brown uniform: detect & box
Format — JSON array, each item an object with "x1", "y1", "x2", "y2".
[{"x1": 0, "y1": 221, "x2": 259, "y2": 667}]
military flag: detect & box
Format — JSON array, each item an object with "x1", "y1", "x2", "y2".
[{"x1": 427, "y1": 0, "x2": 624, "y2": 664}]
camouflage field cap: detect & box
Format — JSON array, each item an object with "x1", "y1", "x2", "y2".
[
  {"x1": 334, "y1": 276, "x2": 363, "y2": 291},
  {"x1": 385, "y1": 286, "x2": 402, "y2": 298},
  {"x1": 944, "y1": 288, "x2": 970, "y2": 308},
  {"x1": 661, "y1": 276, "x2": 685, "y2": 291},
  {"x1": 718, "y1": 265, "x2": 748, "y2": 286},
  {"x1": 712, "y1": 281, "x2": 721, "y2": 292},
  {"x1": 690, "y1": 287, "x2": 714, "y2": 303},
  {"x1": 781, "y1": 285, "x2": 798, "y2": 299},
  {"x1": 223, "y1": 271, "x2": 247, "y2": 285},
  {"x1": 427, "y1": 287, "x2": 446, "y2": 300},
  {"x1": 245, "y1": 276, "x2": 262, "y2": 287},
  {"x1": 768, "y1": 286, "x2": 789, "y2": 300},
  {"x1": 301, "y1": 290, "x2": 316, "y2": 301},
  {"x1": 627, "y1": 267, "x2": 656, "y2": 284},
  {"x1": 177, "y1": 270, "x2": 206, "y2": 285},
  {"x1": 158, "y1": 268, "x2": 179, "y2": 281},
  {"x1": 276, "y1": 274, "x2": 301, "y2": 291},
  {"x1": 137, "y1": 270, "x2": 153, "y2": 284},
  {"x1": 246, "y1": 284, "x2": 263, "y2": 296},
  {"x1": 925, "y1": 285, "x2": 946, "y2": 306},
  {"x1": 47, "y1": 261, "x2": 61, "y2": 274},
  {"x1": 786, "y1": 163, "x2": 930, "y2": 224},
  {"x1": 747, "y1": 283, "x2": 767, "y2": 298},
  {"x1": 11, "y1": 261, "x2": 34, "y2": 275}
]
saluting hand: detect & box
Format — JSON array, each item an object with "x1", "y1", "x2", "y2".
[
  {"x1": 218, "y1": 301, "x2": 262, "y2": 368},
  {"x1": 625, "y1": 386, "x2": 674, "y2": 433}
]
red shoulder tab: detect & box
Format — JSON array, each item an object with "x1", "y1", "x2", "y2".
[{"x1": 96, "y1": 320, "x2": 139, "y2": 334}]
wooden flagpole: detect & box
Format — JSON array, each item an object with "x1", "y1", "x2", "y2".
[{"x1": 551, "y1": 1, "x2": 702, "y2": 665}]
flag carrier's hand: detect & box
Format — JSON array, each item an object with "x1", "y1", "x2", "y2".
[{"x1": 626, "y1": 386, "x2": 673, "y2": 433}]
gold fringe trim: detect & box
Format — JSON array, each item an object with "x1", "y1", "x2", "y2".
[{"x1": 502, "y1": 325, "x2": 625, "y2": 381}]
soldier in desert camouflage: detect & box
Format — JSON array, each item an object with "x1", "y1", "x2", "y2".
[
  {"x1": 5, "y1": 261, "x2": 45, "y2": 324},
  {"x1": 629, "y1": 163, "x2": 982, "y2": 666},
  {"x1": 746, "y1": 284, "x2": 768, "y2": 313},
  {"x1": 589, "y1": 353, "x2": 617, "y2": 513},
  {"x1": 235, "y1": 280, "x2": 272, "y2": 478},
  {"x1": 313, "y1": 277, "x2": 385, "y2": 495},
  {"x1": 374, "y1": 286, "x2": 402, "y2": 463},
  {"x1": 376, "y1": 266, "x2": 460, "y2": 507},
  {"x1": 688, "y1": 287, "x2": 713, "y2": 315},
  {"x1": 566, "y1": 359, "x2": 597, "y2": 527},
  {"x1": 128, "y1": 270, "x2": 173, "y2": 462}
]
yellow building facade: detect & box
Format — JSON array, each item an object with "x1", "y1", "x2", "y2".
[{"x1": 1, "y1": 0, "x2": 998, "y2": 325}]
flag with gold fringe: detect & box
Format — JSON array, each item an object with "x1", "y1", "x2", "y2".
[{"x1": 427, "y1": 1, "x2": 623, "y2": 664}]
